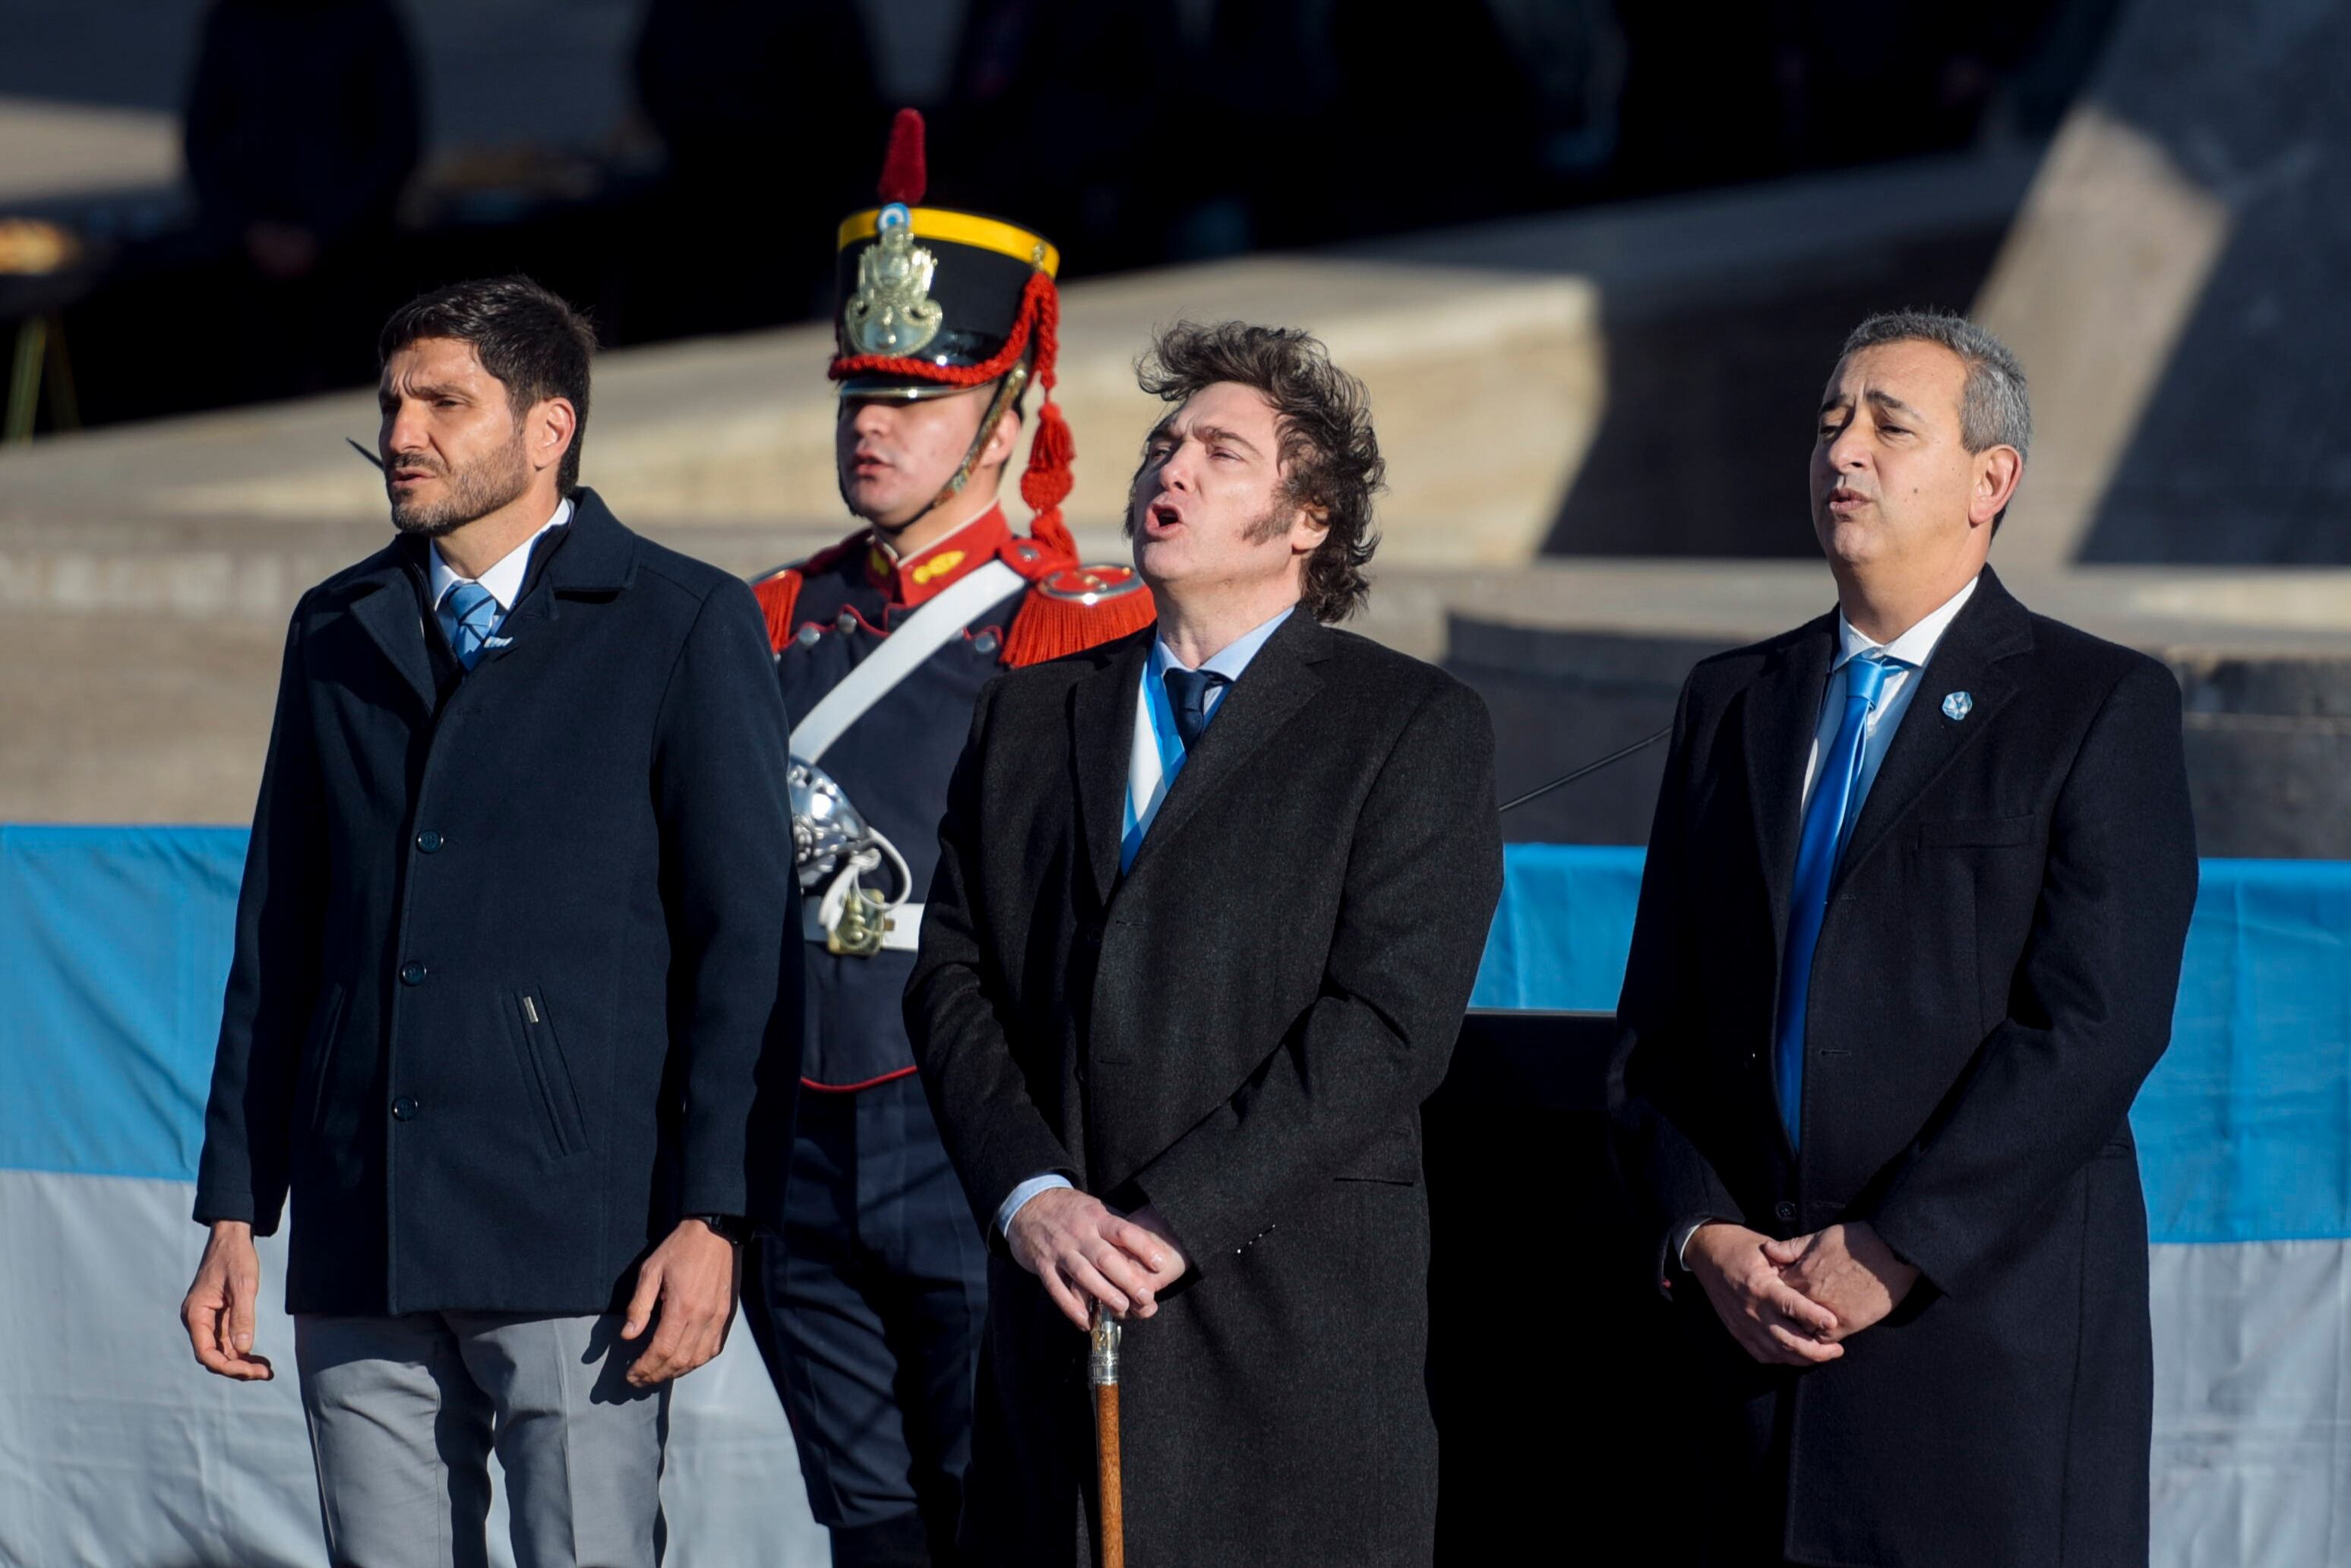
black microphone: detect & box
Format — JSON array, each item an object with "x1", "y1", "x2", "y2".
[{"x1": 1497, "y1": 727, "x2": 1670, "y2": 815}]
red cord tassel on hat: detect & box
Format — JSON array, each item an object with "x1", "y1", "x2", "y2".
[{"x1": 1018, "y1": 280, "x2": 1077, "y2": 559}]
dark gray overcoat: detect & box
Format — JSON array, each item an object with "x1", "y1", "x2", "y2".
[
  {"x1": 194, "y1": 490, "x2": 800, "y2": 1315},
  {"x1": 1612, "y1": 568, "x2": 2198, "y2": 1566},
  {"x1": 906, "y1": 614, "x2": 1503, "y2": 1567}
]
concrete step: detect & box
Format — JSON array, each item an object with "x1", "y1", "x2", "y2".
[
  {"x1": 11, "y1": 552, "x2": 2350, "y2": 831},
  {"x1": 1442, "y1": 561, "x2": 2351, "y2": 859},
  {"x1": 0, "y1": 148, "x2": 2040, "y2": 590}
]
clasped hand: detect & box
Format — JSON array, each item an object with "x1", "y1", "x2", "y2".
[
  {"x1": 1686, "y1": 1220, "x2": 1919, "y2": 1367},
  {"x1": 1006, "y1": 1187, "x2": 1189, "y2": 1331}
]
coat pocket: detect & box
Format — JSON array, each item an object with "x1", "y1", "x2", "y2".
[
  {"x1": 503, "y1": 987, "x2": 589, "y2": 1159},
  {"x1": 299, "y1": 983, "x2": 349, "y2": 1134},
  {"x1": 1335, "y1": 1121, "x2": 1424, "y2": 1184}
]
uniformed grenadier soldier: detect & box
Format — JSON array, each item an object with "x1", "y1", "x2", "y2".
[{"x1": 744, "y1": 110, "x2": 1154, "y2": 1568}]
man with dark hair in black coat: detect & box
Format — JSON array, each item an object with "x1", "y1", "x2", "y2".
[
  {"x1": 908, "y1": 321, "x2": 1503, "y2": 1566},
  {"x1": 1613, "y1": 311, "x2": 2197, "y2": 1566},
  {"x1": 179, "y1": 275, "x2": 799, "y2": 1568}
]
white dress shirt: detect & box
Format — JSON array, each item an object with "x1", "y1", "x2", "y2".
[
  {"x1": 427, "y1": 497, "x2": 574, "y2": 623},
  {"x1": 1798, "y1": 572, "x2": 1980, "y2": 817},
  {"x1": 1676, "y1": 571, "x2": 1980, "y2": 1270},
  {"x1": 995, "y1": 602, "x2": 1297, "y2": 1239}
]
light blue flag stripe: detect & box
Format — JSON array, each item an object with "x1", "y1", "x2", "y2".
[{"x1": 5, "y1": 827, "x2": 2348, "y2": 1244}]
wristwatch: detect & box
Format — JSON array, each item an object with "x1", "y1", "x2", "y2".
[{"x1": 688, "y1": 1212, "x2": 750, "y2": 1246}]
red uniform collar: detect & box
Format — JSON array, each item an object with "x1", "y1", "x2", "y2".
[{"x1": 864, "y1": 504, "x2": 1013, "y2": 608}]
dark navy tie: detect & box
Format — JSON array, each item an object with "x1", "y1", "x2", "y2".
[
  {"x1": 1774, "y1": 652, "x2": 1897, "y2": 1149},
  {"x1": 1163, "y1": 668, "x2": 1229, "y2": 751}
]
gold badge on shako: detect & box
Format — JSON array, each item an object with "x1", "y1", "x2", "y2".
[{"x1": 845, "y1": 203, "x2": 943, "y2": 357}]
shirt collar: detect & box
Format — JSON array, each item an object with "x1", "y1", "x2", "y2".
[
  {"x1": 1155, "y1": 605, "x2": 1295, "y2": 683},
  {"x1": 1833, "y1": 571, "x2": 1980, "y2": 673},
  {"x1": 867, "y1": 503, "x2": 1012, "y2": 608},
  {"x1": 430, "y1": 496, "x2": 573, "y2": 612}
]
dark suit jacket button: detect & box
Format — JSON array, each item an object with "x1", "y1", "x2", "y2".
[
  {"x1": 400, "y1": 961, "x2": 428, "y2": 986},
  {"x1": 391, "y1": 1095, "x2": 419, "y2": 1121},
  {"x1": 415, "y1": 830, "x2": 443, "y2": 853},
  {"x1": 1774, "y1": 1200, "x2": 1798, "y2": 1223}
]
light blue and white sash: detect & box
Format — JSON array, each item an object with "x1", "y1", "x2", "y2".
[{"x1": 1120, "y1": 641, "x2": 1190, "y2": 874}]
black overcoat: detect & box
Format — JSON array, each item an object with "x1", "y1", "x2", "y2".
[
  {"x1": 905, "y1": 615, "x2": 1503, "y2": 1567},
  {"x1": 194, "y1": 490, "x2": 800, "y2": 1316},
  {"x1": 1611, "y1": 569, "x2": 2197, "y2": 1567}
]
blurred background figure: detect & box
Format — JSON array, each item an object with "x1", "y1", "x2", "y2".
[
  {"x1": 3, "y1": 0, "x2": 2141, "y2": 428},
  {"x1": 182, "y1": 0, "x2": 421, "y2": 399},
  {"x1": 631, "y1": 0, "x2": 884, "y2": 337}
]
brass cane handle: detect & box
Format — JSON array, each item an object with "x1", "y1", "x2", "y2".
[{"x1": 1089, "y1": 1304, "x2": 1121, "y2": 1386}]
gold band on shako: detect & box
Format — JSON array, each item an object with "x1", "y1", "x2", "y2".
[{"x1": 836, "y1": 207, "x2": 1061, "y2": 277}]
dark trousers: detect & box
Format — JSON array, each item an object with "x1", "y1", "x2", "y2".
[{"x1": 745, "y1": 1073, "x2": 988, "y2": 1567}]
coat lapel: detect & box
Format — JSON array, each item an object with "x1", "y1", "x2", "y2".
[
  {"x1": 1123, "y1": 612, "x2": 1326, "y2": 883},
  {"x1": 1072, "y1": 631, "x2": 1152, "y2": 909},
  {"x1": 475, "y1": 487, "x2": 638, "y2": 662},
  {"x1": 1742, "y1": 612, "x2": 1839, "y2": 962},
  {"x1": 345, "y1": 548, "x2": 438, "y2": 714},
  {"x1": 1833, "y1": 569, "x2": 2034, "y2": 889}
]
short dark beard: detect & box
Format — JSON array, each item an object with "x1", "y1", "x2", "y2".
[{"x1": 390, "y1": 426, "x2": 533, "y2": 538}]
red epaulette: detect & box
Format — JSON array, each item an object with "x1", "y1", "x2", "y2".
[
  {"x1": 750, "y1": 533, "x2": 865, "y2": 653},
  {"x1": 1001, "y1": 558, "x2": 1156, "y2": 668}
]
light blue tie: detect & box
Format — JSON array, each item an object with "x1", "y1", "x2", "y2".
[
  {"x1": 440, "y1": 581, "x2": 499, "y2": 672},
  {"x1": 1774, "y1": 652, "x2": 1896, "y2": 1149}
]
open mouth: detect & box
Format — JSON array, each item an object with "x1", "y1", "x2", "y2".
[{"x1": 1144, "y1": 500, "x2": 1183, "y2": 533}]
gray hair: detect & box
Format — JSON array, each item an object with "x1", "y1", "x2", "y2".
[{"x1": 1840, "y1": 311, "x2": 2031, "y2": 465}]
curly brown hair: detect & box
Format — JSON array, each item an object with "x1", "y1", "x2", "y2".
[{"x1": 1132, "y1": 321, "x2": 1384, "y2": 622}]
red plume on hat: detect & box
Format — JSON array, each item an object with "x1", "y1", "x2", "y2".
[
  {"x1": 877, "y1": 107, "x2": 926, "y2": 204},
  {"x1": 829, "y1": 109, "x2": 1077, "y2": 559}
]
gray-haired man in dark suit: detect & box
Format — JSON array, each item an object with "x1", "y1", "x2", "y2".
[{"x1": 1613, "y1": 311, "x2": 2197, "y2": 1566}]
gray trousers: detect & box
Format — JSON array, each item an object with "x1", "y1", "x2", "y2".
[{"x1": 294, "y1": 1311, "x2": 670, "y2": 1568}]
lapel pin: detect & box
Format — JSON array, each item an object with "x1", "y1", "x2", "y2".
[{"x1": 1942, "y1": 691, "x2": 1974, "y2": 722}]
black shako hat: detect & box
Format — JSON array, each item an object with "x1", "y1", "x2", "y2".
[
  {"x1": 830, "y1": 109, "x2": 1063, "y2": 401},
  {"x1": 828, "y1": 109, "x2": 1075, "y2": 547}
]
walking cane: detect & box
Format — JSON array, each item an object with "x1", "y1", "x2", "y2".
[{"x1": 1091, "y1": 1304, "x2": 1125, "y2": 1568}]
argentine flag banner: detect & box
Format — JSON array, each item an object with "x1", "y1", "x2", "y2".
[{"x1": 3, "y1": 828, "x2": 2346, "y2": 1565}]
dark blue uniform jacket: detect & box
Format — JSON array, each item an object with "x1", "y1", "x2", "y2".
[
  {"x1": 769, "y1": 511, "x2": 1035, "y2": 1090},
  {"x1": 760, "y1": 507, "x2": 1154, "y2": 1089}
]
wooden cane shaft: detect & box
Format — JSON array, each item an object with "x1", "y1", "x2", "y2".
[{"x1": 1096, "y1": 1382, "x2": 1125, "y2": 1568}]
